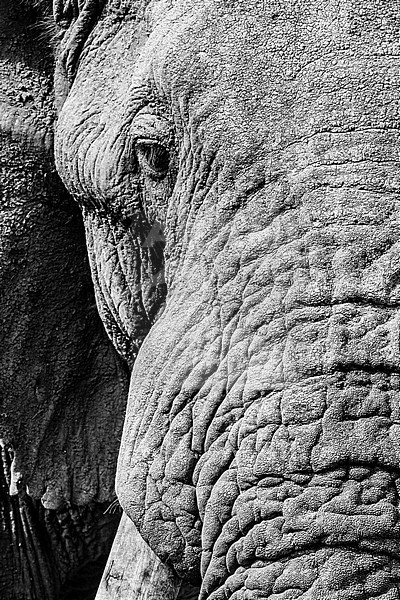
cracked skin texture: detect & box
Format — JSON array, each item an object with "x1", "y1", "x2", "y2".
[{"x1": 54, "y1": 0, "x2": 400, "y2": 598}]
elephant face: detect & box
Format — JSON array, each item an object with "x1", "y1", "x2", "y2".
[{"x1": 55, "y1": 1, "x2": 400, "y2": 598}]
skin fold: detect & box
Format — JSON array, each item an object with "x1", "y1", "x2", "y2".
[{"x1": 53, "y1": 0, "x2": 400, "y2": 598}]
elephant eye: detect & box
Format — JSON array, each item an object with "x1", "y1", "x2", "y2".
[{"x1": 136, "y1": 140, "x2": 170, "y2": 180}]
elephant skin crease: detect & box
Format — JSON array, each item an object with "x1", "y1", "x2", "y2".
[{"x1": 53, "y1": 0, "x2": 400, "y2": 599}]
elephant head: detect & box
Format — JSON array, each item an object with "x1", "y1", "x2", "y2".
[{"x1": 54, "y1": 1, "x2": 400, "y2": 598}]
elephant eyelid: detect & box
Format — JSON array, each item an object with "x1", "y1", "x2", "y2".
[{"x1": 135, "y1": 139, "x2": 170, "y2": 180}]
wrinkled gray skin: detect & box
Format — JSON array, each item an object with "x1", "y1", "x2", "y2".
[{"x1": 54, "y1": 1, "x2": 400, "y2": 598}]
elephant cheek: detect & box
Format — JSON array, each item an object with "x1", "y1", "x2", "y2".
[{"x1": 83, "y1": 210, "x2": 165, "y2": 366}]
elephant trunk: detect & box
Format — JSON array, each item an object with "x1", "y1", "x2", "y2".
[{"x1": 198, "y1": 371, "x2": 400, "y2": 600}]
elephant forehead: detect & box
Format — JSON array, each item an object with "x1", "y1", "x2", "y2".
[
  {"x1": 148, "y1": 0, "x2": 400, "y2": 152},
  {"x1": 150, "y1": 0, "x2": 400, "y2": 76}
]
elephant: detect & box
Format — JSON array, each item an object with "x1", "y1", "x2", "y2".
[
  {"x1": 0, "y1": 0, "x2": 129, "y2": 597},
  {"x1": 11, "y1": 0, "x2": 400, "y2": 598}
]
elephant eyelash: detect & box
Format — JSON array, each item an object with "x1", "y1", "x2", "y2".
[{"x1": 135, "y1": 140, "x2": 170, "y2": 180}]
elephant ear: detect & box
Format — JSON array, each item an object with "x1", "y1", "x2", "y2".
[
  {"x1": 0, "y1": 0, "x2": 129, "y2": 510},
  {"x1": 0, "y1": 171, "x2": 130, "y2": 510}
]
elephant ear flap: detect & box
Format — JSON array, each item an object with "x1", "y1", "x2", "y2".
[
  {"x1": 83, "y1": 209, "x2": 166, "y2": 369},
  {"x1": 0, "y1": 0, "x2": 131, "y2": 514},
  {"x1": 1, "y1": 192, "x2": 130, "y2": 510}
]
